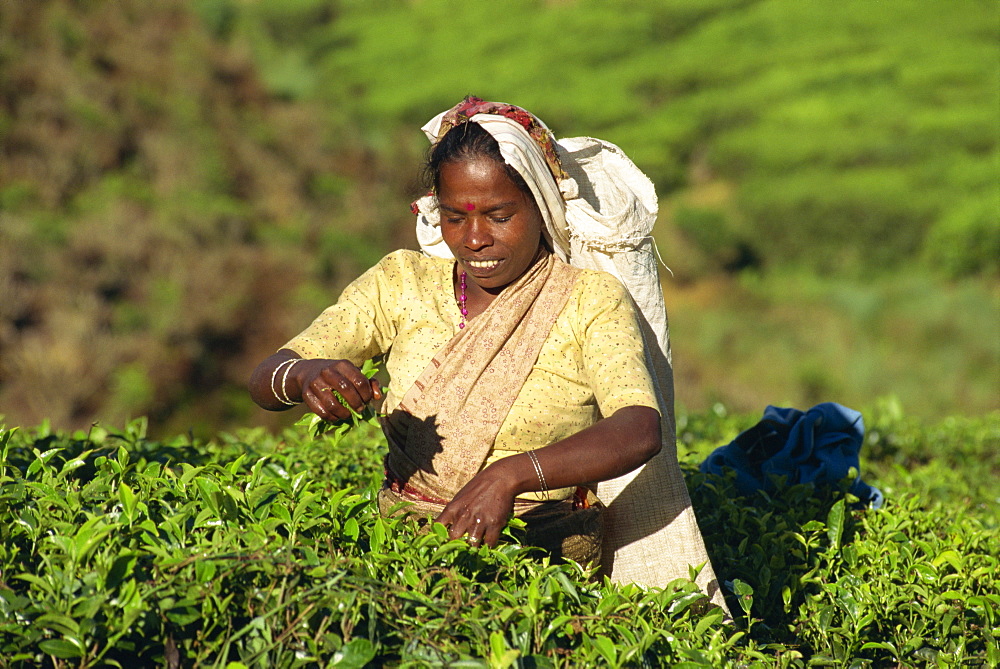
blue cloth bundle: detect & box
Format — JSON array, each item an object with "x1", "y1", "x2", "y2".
[{"x1": 700, "y1": 402, "x2": 884, "y2": 508}]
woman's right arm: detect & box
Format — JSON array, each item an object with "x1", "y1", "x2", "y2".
[
  {"x1": 249, "y1": 251, "x2": 413, "y2": 420},
  {"x1": 248, "y1": 349, "x2": 382, "y2": 422}
]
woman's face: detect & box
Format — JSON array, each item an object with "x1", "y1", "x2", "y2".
[{"x1": 437, "y1": 157, "x2": 545, "y2": 295}]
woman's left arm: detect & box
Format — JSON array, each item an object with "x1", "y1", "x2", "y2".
[
  {"x1": 439, "y1": 273, "x2": 664, "y2": 546},
  {"x1": 437, "y1": 405, "x2": 661, "y2": 547}
]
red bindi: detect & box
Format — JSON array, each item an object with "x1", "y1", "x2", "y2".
[{"x1": 464, "y1": 202, "x2": 475, "y2": 211}]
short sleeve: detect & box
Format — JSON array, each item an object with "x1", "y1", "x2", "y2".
[
  {"x1": 578, "y1": 273, "x2": 660, "y2": 418},
  {"x1": 281, "y1": 252, "x2": 405, "y2": 364}
]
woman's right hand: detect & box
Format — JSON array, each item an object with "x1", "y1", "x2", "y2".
[{"x1": 293, "y1": 358, "x2": 382, "y2": 422}]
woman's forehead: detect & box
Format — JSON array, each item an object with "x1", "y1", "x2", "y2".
[{"x1": 438, "y1": 157, "x2": 523, "y2": 198}]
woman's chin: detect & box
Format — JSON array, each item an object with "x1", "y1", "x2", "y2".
[
  {"x1": 469, "y1": 277, "x2": 518, "y2": 296},
  {"x1": 470, "y1": 279, "x2": 510, "y2": 295}
]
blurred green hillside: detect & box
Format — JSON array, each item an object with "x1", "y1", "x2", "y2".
[{"x1": 1, "y1": 0, "x2": 997, "y2": 437}]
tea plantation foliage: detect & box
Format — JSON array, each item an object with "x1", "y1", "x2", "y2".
[{"x1": 1, "y1": 404, "x2": 997, "y2": 667}]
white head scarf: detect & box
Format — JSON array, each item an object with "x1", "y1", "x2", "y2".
[{"x1": 412, "y1": 99, "x2": 727, "y2": 610}]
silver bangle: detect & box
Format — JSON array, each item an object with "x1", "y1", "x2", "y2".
[
  {"x1": 270, "y1": 360, "x2": 290, "y2": 404},
  {"x1": 279, "y1": 359, "x2": 302, "y2": 405},
  {"x1": 271, "y1": 359, "x2": 300, "y2": 406},
  {"x1": 527, "y1": 450, "x2": 549, "y2": 499}
]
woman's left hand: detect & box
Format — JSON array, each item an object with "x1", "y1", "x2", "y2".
[{"x1": 436, "y1": 461, "x2": 518, "y2": 548}]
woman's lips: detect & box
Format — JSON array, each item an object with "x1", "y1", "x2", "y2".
[{"x1": 464, "y1": 258, "x2": 503, "y2": 276}]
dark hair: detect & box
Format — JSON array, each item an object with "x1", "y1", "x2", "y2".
[{"x1": 423, "y1": 122, "x2": 533, "y2": 197}]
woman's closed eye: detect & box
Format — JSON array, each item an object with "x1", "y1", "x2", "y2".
[{"x1": 444, "y1": 213, "x2": 512, "y2": 224}]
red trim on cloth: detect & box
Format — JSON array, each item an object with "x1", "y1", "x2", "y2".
[
  {"x1": 384, "y1": 468, "x2": 450, "y2": 506},
  {"x1": 385, "y1": 467, "x2": 590, "y2": 511}
]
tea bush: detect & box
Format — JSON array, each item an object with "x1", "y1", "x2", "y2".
[{"x1": 1, "y1": 405, "x2": 997, "y2": 667}]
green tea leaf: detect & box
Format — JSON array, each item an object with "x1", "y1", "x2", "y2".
[
  {"x1": 554, "y1": 570, "x2": 580, "y2": 605},
  {"x1": 343, "y1": 517, "x2": 360, "y2": 541},
  {"x1": 826, "y1": 498, "x2": 845, "y2": 552},
  {"x1": 38, "y1": 639, "x2": 83, "y2": 659},
  {"x1": 332, "y1": 638, "x2": 376, "y2": 668},
  {"x1": 588, "y1": 634, "x2": 617, "y2": 665},
  {"x1": 488, "y1": 631, "x2": 519, "y2": 668},
  {"x1": 370, "y1": 516, "x2": 387, "y2": 553},
  {"x1": 731, "y1": 579, "x2": 754, "y2": 616},
  {"x1": 119, "y1": 482, "x2": 138, "y2": 523}
]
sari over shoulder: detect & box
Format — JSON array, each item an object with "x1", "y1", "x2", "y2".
[{"x1": 381, "y1": 253, "x2": 579, "y2": 503}]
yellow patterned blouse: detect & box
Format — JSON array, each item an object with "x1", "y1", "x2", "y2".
[{"x1": 283, "y1": 250, "x2": 660, "y2": 500}]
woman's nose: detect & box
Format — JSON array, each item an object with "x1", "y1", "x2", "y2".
[{"x1": 464, "y1": 219, "x2": 492, "y2": 250}]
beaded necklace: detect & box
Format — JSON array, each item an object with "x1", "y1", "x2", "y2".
[{"x1": 458, "y1": 271, "x2": 469, "y2": 328}]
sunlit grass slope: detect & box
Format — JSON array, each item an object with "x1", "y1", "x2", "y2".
[
  {"x1": 208, "y1": 0, "x2": 999, "y2": 419},
  {"x1": 235, "y1": 0, "x2": 999, "y2": 274},
  {"x1": 666, "y1": 271, "x2": 1000, "y2": 417},
  {"x1": 1, "y1": 0, "x2": 995, "y2": 436}
]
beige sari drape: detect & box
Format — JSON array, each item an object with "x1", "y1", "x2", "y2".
[{"x1": 381, "y1": 254, "x2": 580, "y2": 509}]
